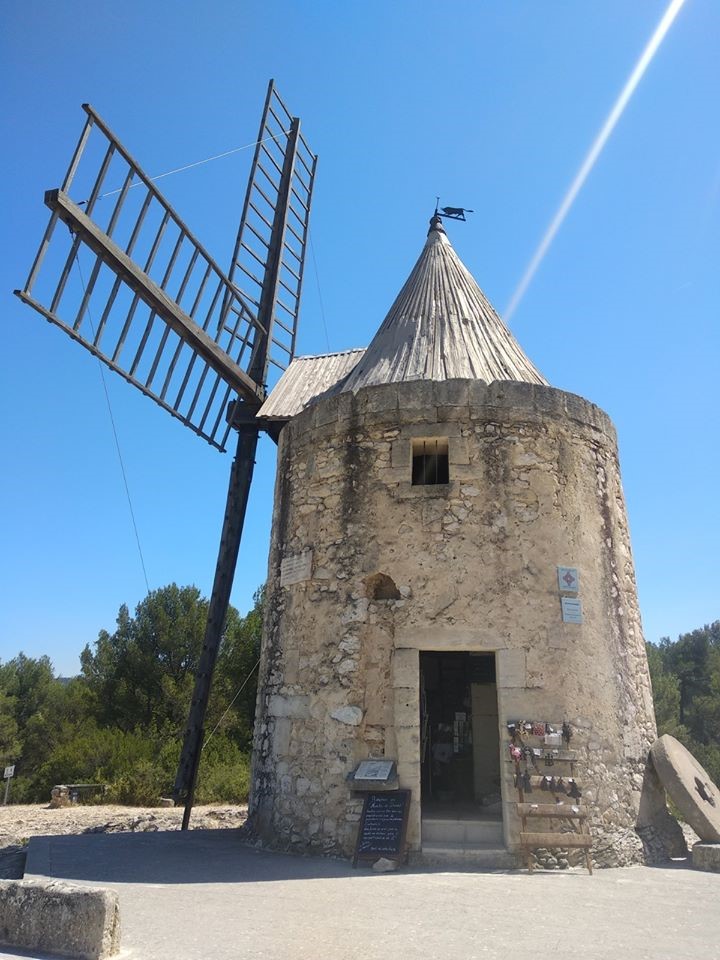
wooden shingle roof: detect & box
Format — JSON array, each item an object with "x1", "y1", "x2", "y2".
[
  {"x1": 258, "y1": 216, "x2": 546, "y2": 421},
  {"x1": 341, "y1": 216, "x2": 546, "y2": 392}
]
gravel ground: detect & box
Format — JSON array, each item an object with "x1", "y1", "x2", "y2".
[{"x1": 0, "y1": 803, "x2": 247, "y2": 879}]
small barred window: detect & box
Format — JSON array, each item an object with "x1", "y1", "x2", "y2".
[{"x1": 411, "y1": 438, "x2": 449, "y2": 485}]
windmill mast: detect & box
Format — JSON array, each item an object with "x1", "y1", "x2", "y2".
[{"x1": 173, "y1": 94, "x2": 311, "y2": 827}]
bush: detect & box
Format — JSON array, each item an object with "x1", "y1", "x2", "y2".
[{"x1": 194, "y1": 734, "x2": 251, "y2": 804}]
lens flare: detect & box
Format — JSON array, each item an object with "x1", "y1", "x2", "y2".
[{"x1": 505, "y1": 0, "x2": 688, "y2": 321}]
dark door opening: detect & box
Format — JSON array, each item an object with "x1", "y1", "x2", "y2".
[{"x1": 420, "y1": 651, "x2": 501, "y2": 816}]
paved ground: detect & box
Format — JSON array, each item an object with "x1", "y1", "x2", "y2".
[{"x1": 1, "y1": 829, "x2": 718, "y2": 960}]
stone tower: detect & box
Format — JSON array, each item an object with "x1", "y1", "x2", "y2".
[{"x1": 249, "y1": 216, "x2": 677, "y2": 866}]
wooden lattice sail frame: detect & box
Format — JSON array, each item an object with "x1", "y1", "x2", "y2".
[{"x1": 14, "y1": 81, "x2": 317, "y2": 824}]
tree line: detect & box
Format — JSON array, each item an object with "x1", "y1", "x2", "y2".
[
  {"x1": 646, "y1": 620, "x2": 720, "y2": 784},
  {"x1": 0, "y1": 584, "x2": 262, "y2": 805}
]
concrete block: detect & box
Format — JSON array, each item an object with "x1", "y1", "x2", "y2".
[
  {"x1": 399, "y1": 380, "x2": 435, "y2": 411},
  {"x1": 313, "y1": 395, "x2": 340, "y2": 428},
  {"x1": 404, "y1": 421, "x2": 462, "y2": 439},
  {"x1": 331, "y1": 391, "x2": 353, "y2": 423},
  {"x1": 378, "y1": 466, "x2": 410, "y2": 485},
  {"x1": 272, "y1": 717, "x2": 293, "y2": 756},
  {"x1": 394, "y1": 625, "x2": 502, "y2": 650},
  {"x1": 392, "y1": 648, "x2": 418, "y2": 689},
  {"x1": 433, "y1": 379, "x2": 469, "y2": 407},
  {"x1": 395, "y1": 725, "x2": 420, "y2": 758},
  {"x1": 396, "y1": 760, "x2": 421, "y2": 789},
  {"x1": 267, "y1": 694, "x2": 310, "y2": 719},
  {"x1": 497, "y1": 648, "x2": 527, "y2": 688},
  {"x1": 692, "y1": 842, "x2": 720, "y2": 873},
  {"x1": 391, "y1": 438, "x2": 411, "y2": 469},
  {"x1": 448, "y1": 437, "x2": 470, "y2": 465},
  {"x1": 393, "y1": 687, "x2": 419, "y2": 728},
  {"x1": 366, "y1": 384, "x2": 400, "y2": 413},
  {"x1": 449, "y1": 463, "x2": 476, "y2": 480},
  {"x1": 466, "y1": 379, "x2": 489, "y2": 407},
  {"x1": 0, "y1": 879, "x2": 120, "y2": 959}
]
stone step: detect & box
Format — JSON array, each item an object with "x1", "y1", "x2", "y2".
[
  {"x1": 416, "y1": 841, "x2": 519, "y2": 870},
  {"x1": 421, "y1": 818, "x2": 503, "y2": 845}
]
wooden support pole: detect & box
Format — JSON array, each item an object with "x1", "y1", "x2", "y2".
[{"x1": 173, "y1": 421, "x2": 260, "y2": 827}]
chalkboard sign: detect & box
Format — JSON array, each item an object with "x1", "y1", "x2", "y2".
[{"x1": 353, "y1": 789, "x2": 411, "y2": 867}]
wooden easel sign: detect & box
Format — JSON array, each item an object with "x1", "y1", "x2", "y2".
[{"x1": 352, "y1": 789, "x2": 411, "y2": 867}]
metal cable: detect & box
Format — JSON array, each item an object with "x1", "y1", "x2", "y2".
[
  {"x1": 202, "y1": 657, "x2": 261, "y2": 749},
  {"x1": 309, "y1": 230, "x2": 331, "y2": 352},
  {"x1": 97, "y1": 130, "x2": 291, "y2": 200},
  {"x1": 71, "y1": 246, "x2": 151, "y2": 595}
]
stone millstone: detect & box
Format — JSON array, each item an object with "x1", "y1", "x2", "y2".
[{"x1": 650, "y1": 735, "x2": 720, "y2": 843}]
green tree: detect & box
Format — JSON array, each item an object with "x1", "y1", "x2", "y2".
[
  {"x1": 658, "y1": 627, "x2": 712, "y2": 725},
  {"x1": 646, "y1": 643, "x2": 680, "y2": 731},
  {"x1": 213, "y1": 587, "x2": 264, "y2": 750},
  {"x1": 0, "y1": 690, "x2": 20, "y2": 766},
  {"x1": 648, "y1": 621, "x2": 720, "y2": 784},
  {"x1": 3, "y1": 585, "x2": 265, "y2": 804},
  {"x1": 0, "y1": 654, "x2": 54, "y2": 728},
  {"x1": 80, "y1": 584, "x2": 209, "y2": 732}
]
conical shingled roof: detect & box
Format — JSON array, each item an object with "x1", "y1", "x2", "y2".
[{"x1": 341, "y1": 216, "x2": 547, "y2": 392}]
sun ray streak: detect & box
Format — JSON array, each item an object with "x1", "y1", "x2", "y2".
[{"x1": 505, "y1": 0, "x2": 688, "y2": 321}]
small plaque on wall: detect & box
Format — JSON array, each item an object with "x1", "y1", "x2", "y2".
[
  {"x1": 561, "y1": 596, "x2": 583, "y2": 623},
  {"x1": 354, "y1": 760, "x2": 396, "y2": 782},
  {"x1": 557, "y1": 566, "x2": 579, "y2": 593},
  {"x1": 280, "y1": 550, "x2": 313, "y2": 586}
]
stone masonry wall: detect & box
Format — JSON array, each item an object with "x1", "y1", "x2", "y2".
[{"x1": 248, "y1": 379, "x2": 669, "y2": 865}]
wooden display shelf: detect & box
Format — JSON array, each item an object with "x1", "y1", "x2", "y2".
[
  {"x1": 504, "y1": 752, "x2": 577, "y2": 763},
  {"x1": 516, "y1": 803, "x2": 587, "y2": 818},
  {"x1": 520, "y1": 831, "x2": 593, "y2": 849},
  {"x1": 514, "y1": 775, "x2": 582, "y2": 790},
  {"x1": 513, "y1": 759, "x2": 592, "y2": 874}
]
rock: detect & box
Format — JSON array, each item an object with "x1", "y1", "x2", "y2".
[
  {"x1": 330, "y1": 706, "x2": 363, "y2": 726},
  {"x1": 650, "y1": 735, "x2": 720, "y2": 843},
  {"x1": 0, "y1": 879, "x2": 120, "y2": 959},
  {"x1": 372, "y1": 857, "x2": 399, "y2": 872},
  {"x1": 50, "y1": 785, "x2": 71, "y2": 808},
  {"x1": 692, "y1": 843, "x2": 720, "y2": 873}
]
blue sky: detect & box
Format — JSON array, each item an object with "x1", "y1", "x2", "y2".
[{"x1": 2, "y1": 1, "x2": 718, "y2": 676}]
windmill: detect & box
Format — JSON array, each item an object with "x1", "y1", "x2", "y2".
[{"x1": 14, "y1": 81, "x2": 317, "y2": 827}]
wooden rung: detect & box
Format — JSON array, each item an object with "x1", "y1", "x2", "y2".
[
  {"x1": 517, "y1": 803, "x2": 587, "y2": 818},
  {"x1": 505, "y1": 753, "x2": 576, "y2": 763},
  {"x1": 520, "y1": 832, "x2": 592, "y2": 848},
  {"x1": 517, "y1": 775, "x2": 583, "y2": 788}
]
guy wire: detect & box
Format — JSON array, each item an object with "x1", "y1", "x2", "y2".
[
  {"x1": 202, "y1": 657, "x2": 261, "y2": 749},
  {"x1": 71, "y1": 247, "x2": 151, "y2": 595},
  {"x1": 96, "y1": 129, "x2": 291, "y2": 201},
  {"x1": 309, "y1": 230, "x2": 331, "y2": 352}
]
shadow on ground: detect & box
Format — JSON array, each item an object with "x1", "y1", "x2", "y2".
[
  {"x1": 25, "y1": 829, "x2": 700, "y2": 888},
  {"x1": 26, "y1": 829, "x2": 392, "y2": 885}
]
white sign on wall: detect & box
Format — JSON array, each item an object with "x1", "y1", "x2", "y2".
[
  {"x1": 561, "y1": 597, "x2": 583, "y2": 624},
  {"x1": 280, "y1": 550, "x2": 313, "y2": 587},
  {"x1": 354, "y1": 760, "x2": 396, "y2": 781},
  {"x1": 557, "y1": 566, "x2": 579, "y2": 593}
]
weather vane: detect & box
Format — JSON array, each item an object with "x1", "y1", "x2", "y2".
[{"x1": 434, "y1": 197, "x2": 474, "y2": 221}]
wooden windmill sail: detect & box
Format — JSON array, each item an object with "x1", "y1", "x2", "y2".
[{"x1": 14, "y1": 81, "x2": 317, "y2": 825}]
